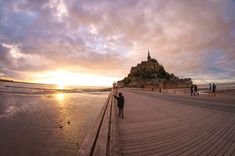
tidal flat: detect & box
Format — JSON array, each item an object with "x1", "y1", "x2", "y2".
[{"x1": 0, "y1": 91, "x2": 109, "y2": 156}]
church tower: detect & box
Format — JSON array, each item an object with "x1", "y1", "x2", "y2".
[{"x1": 147, "y1": 50, "x2": 151, "y2": 61}]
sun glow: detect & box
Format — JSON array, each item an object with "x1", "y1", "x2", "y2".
[
  {"x1": 32, "y1": 69, "x2": 117, "y2": 87},
  {"x1": 56, "y1": 84, "x2": 65, "y2": 90},
  {"x1": 55, "y1": 93, "x2": 65, "y2": 101}
]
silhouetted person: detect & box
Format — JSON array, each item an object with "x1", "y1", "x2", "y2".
[
  {"x1": 212, "y1": 83, "x2": 216, "y2": 96},
  {"x1": 208, "y1": 83, "x2": 212, "y2": 96},
  {"x1": 194, "y1": 85, "x2": 198, "y2": 96},
  {"x1": 114, "y1": 92, "x2": 125, "y2": 119},
  {"x1": 114, "y1": 87, "x2": 118, "y2": 95},
  {"x1": 191, "y1": 85, "x2": 194, "y2": 96}
]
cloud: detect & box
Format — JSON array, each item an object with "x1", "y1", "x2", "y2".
[{"x1": 0, "y1": 0, "x2": 235, "y2": 83}]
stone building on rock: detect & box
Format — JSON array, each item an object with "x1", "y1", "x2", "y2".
[{"x1": 117, "y1": 50, "x2": 192, "y2": 89}]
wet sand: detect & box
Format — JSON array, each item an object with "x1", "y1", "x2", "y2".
[{"x1": 0, "y1": 92, "x2": 109, "y2": 156}]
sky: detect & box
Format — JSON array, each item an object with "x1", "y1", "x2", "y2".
[{"x1": 0, "y1": 0, "x2": 235, "y2": 86}]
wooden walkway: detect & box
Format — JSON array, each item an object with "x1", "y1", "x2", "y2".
[
  {"x1": 77, "y1": 89, "x2": 235, "y2": 156},
  {"x1": 118, "y1": 89, "x2": 235, "y2": 156}
]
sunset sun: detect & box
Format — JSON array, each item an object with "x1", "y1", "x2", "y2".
[{"x1": 32, "y1": 69, "x2": 118, "y2": 87}]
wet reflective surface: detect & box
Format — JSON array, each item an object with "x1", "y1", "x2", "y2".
[{"x1": 0, "y1": 92, "x2": 108, "y2": 156}]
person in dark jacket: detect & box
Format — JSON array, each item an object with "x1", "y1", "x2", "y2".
[
  {"x1": 194, "y1": 85, "x2": 198, "y2": 96},
  {"x1": 114, "y1": 92, "x2": 125, "y2": 119},
  {"x1": 208, "y1": 83, "x2": 212, "y2": 96},
  {"x1": 190, "y1": 85, "x2": 194, "y2": 96},
  {"x1": 212, "y1": 83, "x2": 216, "y2": 96}
]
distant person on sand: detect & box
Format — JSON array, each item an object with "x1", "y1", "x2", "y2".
[
  {"x1": 212, "y1": 83, "x2": 216, "y2": 96},
  {"x1": 114, "y1": 92, "x2": 125, "y2": 119},
  {"x1": 208, "y1": 83, "x2": 212, "y2": 96}
]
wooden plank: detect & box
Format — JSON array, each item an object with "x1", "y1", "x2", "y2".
[
  {"x1": 109, "y1": 96, "x2": 120, "y2": 156},
  {"x1": 93, "y1": 97, "x2": 111, "y2": 156},
  {"x1": 224, "y1": 143, "x2": 235, "y2": 156},
  {"x1": 77, "y1": 93, "x2": 111, "y2": 156},
  {"x1": 78, "y1": 90, "x2": 120, "y2": 156},
  {"x1": 117, "y1": 89, "x2": 235, "y2": 156}
]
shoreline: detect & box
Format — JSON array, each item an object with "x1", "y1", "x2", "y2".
[{"x1": 0, "y1": 82, "x2": 112, "y2": 95}]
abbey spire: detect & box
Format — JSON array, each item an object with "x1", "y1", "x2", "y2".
[{"x1": 147, "y1": 49, "x2": 151, "y2": 61}]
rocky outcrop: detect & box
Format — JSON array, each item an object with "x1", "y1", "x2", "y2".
[{"x1": 117, "y1": 51, "x2": 192, "y2": 89}]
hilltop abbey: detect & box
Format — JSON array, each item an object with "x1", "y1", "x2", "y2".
[{"x1": 117, "y1": 50, "x2": 192, "y2": 89}]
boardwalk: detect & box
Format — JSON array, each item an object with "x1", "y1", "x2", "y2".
[{"x1": 118, "y1": 89, "x2": 235, "y2": 156}]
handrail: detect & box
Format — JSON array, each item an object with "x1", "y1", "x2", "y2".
[{"x1": 77, "y1": 91, "x2": 120, "y2": 156}]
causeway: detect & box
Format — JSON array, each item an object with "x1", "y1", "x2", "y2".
[{"x1": 78, "y1": 89, "x2": 235, "y2": 156}]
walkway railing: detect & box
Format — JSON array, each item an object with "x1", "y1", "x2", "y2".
[{"x1": 77, "y1": 91, "x2": 120, "y2": 156}]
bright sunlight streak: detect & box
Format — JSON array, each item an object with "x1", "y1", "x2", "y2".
[
  {"x1": 31, "y1": 69, "x2": 117, "y2": 87},
  {"x1": 55, "y1": 93, "x2": 65, "y2": 101}
]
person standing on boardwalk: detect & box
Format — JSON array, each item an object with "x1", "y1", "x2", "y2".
[
  {"x1": 190, "y1": 85, "x2": 194, "y2": 96},
  {"x1": 114, "y1": 87, "x2": 118, "y2": 95},
  {"x1": 194, "y1": 85, "x2": 198, "y2": 96},
  {"x1": 114, "y1": 92, "x2": 125, "y2": 119},
  {"x1": 212, "y1": 83, "x2": 216, "y2": 96},
  {"x1": 208, "y1": 83, "x2": 212, "y2": 96}
]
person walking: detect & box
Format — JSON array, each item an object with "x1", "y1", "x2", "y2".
[
  {"x1": 191, "y1": 85, "x2": 194, "y2": 96},
  {"x1": 190, "y1": 85, "x2": 194, "y2": 96},
  {"x1": 114, "y1": 92, "x2": 125, "y2": 119},
  {"x1": 208, "y1": 83, "x2": 212, "y2": 96},
  {"x1": 212, "y1": 83, "x2": 216, "y2": 96},
  {"x1": 114, "y1": 87, "x2": 118, "y2": 95},
  {"x1": 194, "y1": 85, "x2": 198, "y2": 96}
]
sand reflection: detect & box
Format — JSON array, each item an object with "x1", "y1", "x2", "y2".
[
  {"x1": 0, "y1": 86, "x2": 109, "y2": 156},
  {"x1": 55, "y1": 93, "x2": 65, "y2": 102}
]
